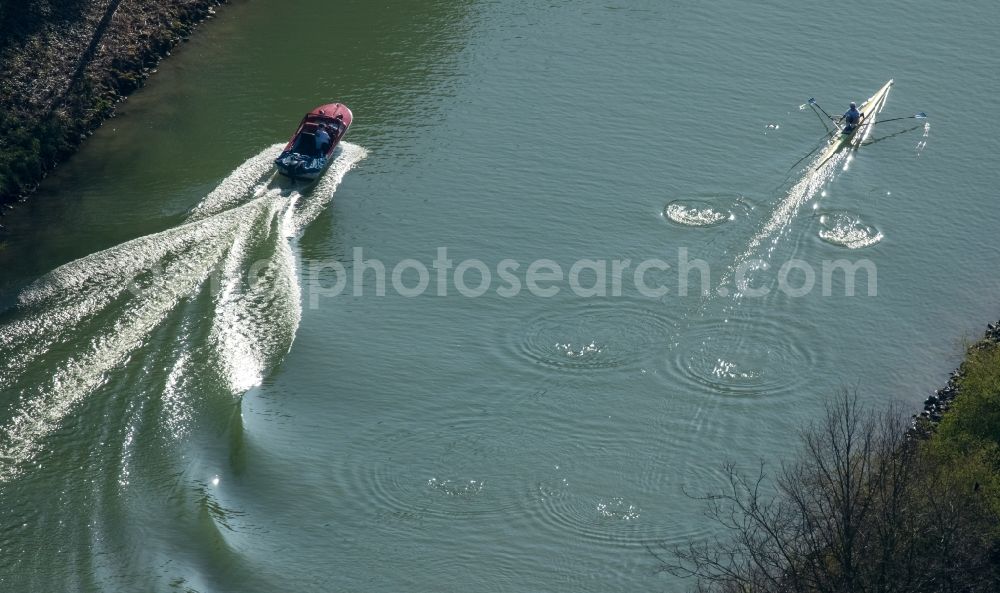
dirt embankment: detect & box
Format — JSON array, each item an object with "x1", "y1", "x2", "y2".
[{"x1": 0, "y1": 0, "x2": 228, "y2": 223}]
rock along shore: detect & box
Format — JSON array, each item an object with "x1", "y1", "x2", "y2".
[
  {"x1": 0, "y1": 0, "x2": 229, "y2": 228},
  {"x1": 912, "y1": 319, "x2": 1000, "y2": 436}
]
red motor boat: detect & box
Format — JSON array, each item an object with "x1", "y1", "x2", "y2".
[{"x1": 274, "y1": 103, "x2": 353, "y2": 180}]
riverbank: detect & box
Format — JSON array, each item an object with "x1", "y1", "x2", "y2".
[
  {"x1": 0, "y1": 0, "x2": 228, "y2": 226},
  {"x1": 915, "y1": 320, "x2": 1000, "y2": 430},
  {"x1": 667, "y1": 318, "x2": 1000, "y2": 592},
  {"x1": 917, "y1": 319, "x2": 1000, "y2": 511}
]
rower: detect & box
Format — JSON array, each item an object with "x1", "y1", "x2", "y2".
[{"x1": 842, "y1": 101, "x2": 861, "y2": 133}]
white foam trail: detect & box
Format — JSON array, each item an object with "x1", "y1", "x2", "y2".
[
  {"x1": 210, "y1": 189, "x2": 299, "y2": 393},
  {"x1": 1, "y1": 202, "x2": 262, "y2": 388},
  {"x1": 0, "y1": 142, "x2": 368, "y2": 480},
  {"x1": 289, "y1": 143, "x2": 369, "y2": 235},
  {"x1": 162, "y1": 348, "x2": 194, "y2": 440},
  {"x1": 188, "y1": 144, "x2": 285, "y2": 221},
  {"x1": 210, "y1": 142, "x2": 367, "y2": 392},
  {"x1": 0, "y1": 200, "x2": 269, "y2": 479},
  {"x1": 0, "y1": 143, "x2": 282, "y2": 386},
  {"x1": 719, "y1": 150, "x2": 845, "y2": 297}
]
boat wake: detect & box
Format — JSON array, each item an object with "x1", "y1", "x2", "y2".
[
  {"x1": 718, "y1": 148, "x2": 847, "y2": 299},
  {"x1": 651, "y1": 147, "x2": 849, "y2": 408},
  {"x1": 0, "y1": 143, "x2": 367, "y2": 480}
]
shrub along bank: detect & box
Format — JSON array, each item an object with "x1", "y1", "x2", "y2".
[
  {"x1": 663, "y1": 320, "x2": 1000, "y2": 592},
  {"x1": 0, "y1": 0, "x2": 227, "y2": 218}
]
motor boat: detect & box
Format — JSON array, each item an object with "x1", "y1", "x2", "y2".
[{"x1": 274, "y1": 103, "x2": 353, "y2": 180}]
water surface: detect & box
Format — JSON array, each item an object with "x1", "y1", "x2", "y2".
[{"x1": 1, "y1": 0, "x2": 999, "y2": 591}]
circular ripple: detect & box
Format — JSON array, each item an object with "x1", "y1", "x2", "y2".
[
  {"x1": 664, "y1": 200, "x2": 733, "y2": 227},
  {"x1": 664, "y1": 312, "x2": 820, "y2": 400},
  {"x1": 530, "y1": 478, "x2": 650, "y2": 543},
  {"x1": 340, "y1": 414, "x2": 531, "y2": 523},
  {"x1": 663, "y1": 194, "x2": 750, "y2": 228},
  {"x1": 817, "y1": 210, "x2": 883, "y2": 249},
  {"x1": 596, "y1": 497, "x2": 641, "y2": 521},
  {"x1": 525, "y1": 453, "x2": 725, "y2": 546},
  {"x1": 506, "y1": 299, "x2": 680, "y2": 372}
]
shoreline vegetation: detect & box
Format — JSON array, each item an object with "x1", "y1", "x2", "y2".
[
  {"x1": 660, "y1": 320, "x2": 1000, "y2": 592},
  {"x1": 0, "y1": 0, "x2": 228, "y2": 228}
]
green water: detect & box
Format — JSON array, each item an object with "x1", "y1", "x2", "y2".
[{"x1": 1, "y1": 0, "x2": 999, "y2": 591}]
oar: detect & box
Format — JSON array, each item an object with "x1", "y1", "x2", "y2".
[
  {"x1": 786, "y1": 130, "x2": 840, "y2": 173},
  {"x1": 860, "y1": 124, "x2": 925, "y2": 147},
  {"x1": 872, "y1": 112, "x2": 927, "y2": 125},
  {"x1": 854, "y1": 112, "x2": 927, "y2": 132},
  {"x1": 808, "y1": 98, "x2": 840, "y2": 125}
]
